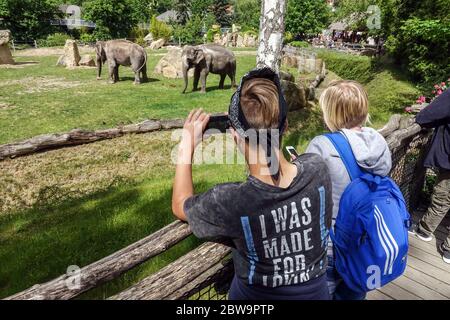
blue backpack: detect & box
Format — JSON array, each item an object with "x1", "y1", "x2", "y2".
[{"x1": 325, "y1": 132, "x2": 410, "y2": 293}]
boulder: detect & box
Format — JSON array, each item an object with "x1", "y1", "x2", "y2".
[
  {"x1": 236, "y1": 34, "x2": 244, "y2": 47},
  {"x1": 280, "y1": 80, "x2": 308, "y2": 111},
  {"x1": 149, "y1": 38, "x2": 165, "y2": 50},
  {"x1": 79, "y1": 54, "x2": 96, "y2": 67},
  {"x1": 213, "y1": 33, "x2": 222, "y2": 45},
  {"x1": 280, "y1": 71, "x2": 295, "y2": 82},
  {"x1": 154, "y1": 46, "x2": 193, "y2": 79},
  {"x1": 0, "y1": 30, "x2": 14, "y2": 65},
  {"x1": 298, "y1": 57, "x2": 324, "y2": 74},
  {"x1": 246, "y1": 35, "x2": 257, "y2": 47},
  {"x1": 144, "y1": 33, "x2": 153, "y2": 45},
  {"x1": 57, "y1": 39, "x2": 80, "y2": 67},
  {"x1": 282, "y1": 55, "x2": 298, "y2": 68}
]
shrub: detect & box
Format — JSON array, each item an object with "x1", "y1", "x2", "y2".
[
  {"x1": 289, "y1": 40, "x2": 309, "y2": 48},
  {"x1": 149, "y1": 16, "x2": 172, "y2": 42},
  {"x1": 206, "y1": 29, "x2": 220, "y2": 43},
  {"x1": 316, "y1": 50, "x2": 375, "y2": 84},
  {"x1": 37, "y1": 33, "x2": 71, "y2": 47},
  {"x1": 284, "y1": 31, "x2": 294, "y2": 44},
  {"x1": 79, "y1": 32, "x2": 96, "y2": 44}
]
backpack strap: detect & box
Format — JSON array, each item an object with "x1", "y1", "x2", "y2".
[{"x1": 324, "y1": 132, "x2": 364, "y2": 181}]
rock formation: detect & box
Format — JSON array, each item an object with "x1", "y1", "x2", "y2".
[
  {"x1": 154, "y1": 46, "x2": 193, "y2": 79},
  {"x1": 0, "y1": 30, "x2": 15, "y2": 65},
  {"x1": 56, "y1": 40, "x2": 81, "y2": 67}
]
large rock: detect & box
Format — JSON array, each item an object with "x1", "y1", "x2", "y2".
[
  {"x1": 56, "y1": 39, "x2": 80, "y2": 67},
  {"x1": 149, "y1": 38, "x2": 165, "y2": 50},
  {"x1": 154, "y1": 46, "x2": 193, "y2": 79},
  {"x1": 282, "y1": 55, "x2": 299, "y2": 68},
  {"x1": 298, "y1": 57, "x2": 324, "y2": 74},
  {"x1": 144, "y1": 33, "x2": 153, "y2": 45},
  {"x1": 79, "y1": 54, "x2": 96, "y2": 67},
  {"x1": 236, "y1": 34, "x2": 244, "y2": 47},
  {"x1": 281, "y1": 80, "x2": 308, "y2": 111},
  {"x1": 246, "y1": 35, "x2": 257, "y2": 47},
  {"x1": 0, "y1": 30, "x2": 14, "y2": 65}
]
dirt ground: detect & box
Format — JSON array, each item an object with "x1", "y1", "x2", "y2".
[
  {"x1": 13, "y1": 45, "x2": 96, "y2": 57},
  {"x1": 0, "y1": 76, "x2": 83, "y2": 94}
]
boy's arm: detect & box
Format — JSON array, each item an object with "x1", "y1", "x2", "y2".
[
  {"x1": 416, "y1": 89, "x2": 450, "y2": 128},
  {"x1": 172, "y1": 109, "x2": 210, "y2": 221}
]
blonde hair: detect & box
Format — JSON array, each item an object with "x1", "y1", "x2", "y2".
[
  {"x1": 240, "y1": 78, "x2": 279, "y2": 130},
  {"x1": 319, "y1": 80, "x2": 369, "y2": 132}
]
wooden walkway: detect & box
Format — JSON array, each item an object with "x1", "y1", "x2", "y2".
[{"x1": 367, "y1": 209, "x2": 450, "y2": 300}]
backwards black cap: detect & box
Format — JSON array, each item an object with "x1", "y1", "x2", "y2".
[{"x1": 228, "y1": 67, "x2": 288, "y2": 180}]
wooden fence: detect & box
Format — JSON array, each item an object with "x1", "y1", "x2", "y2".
[{"x1": 6, "y1": 114, "x2": 432, "y2": 300}]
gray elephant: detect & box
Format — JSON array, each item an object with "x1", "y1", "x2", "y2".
[
  {"x1": 181, "y1": 44, "x2": 236, "y2": 93},
  {"x1": 96, "y1": 39, "x2": 148, "y2": 85}
]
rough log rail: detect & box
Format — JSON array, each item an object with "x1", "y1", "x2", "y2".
[
  {"x1": 6, "y1": 114, "x2": 430, "y2": 300},
  {"x1": 6, "y1": 221, "x2": 192, "y2": 300},
  {"x1": 0, "y1": 118, "x2": 184, "y2": 160}
]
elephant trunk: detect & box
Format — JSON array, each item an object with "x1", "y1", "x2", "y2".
[{"x1": 182, "y1": 60, "x2": 189, "y2": 94}]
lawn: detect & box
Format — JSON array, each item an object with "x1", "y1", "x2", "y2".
[
  {"x1": 0, "y1": 47, "x2": 422, "y2": 299},
  {"x1": 0, "y1": 49, "x2": 257, "y2": 145}
]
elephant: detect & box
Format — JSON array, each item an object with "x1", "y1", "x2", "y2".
[
  {"x1": 95, "y1": 39, "x2": 148, "y2": 85},
  {"x1": 181, "y1": 44, "x2": 236, "y2": 93}
]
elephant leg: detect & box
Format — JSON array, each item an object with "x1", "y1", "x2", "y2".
[
  {"x1": 193, "y1": 67, "x2": 201, "y2": 91},
  {"x1": 229, "y1": 70, "x2": 236, "y2": 88},
  {"x1": 133, "y1": 70, "x2": 141, "y2": 85},
  {"x1": 114, "y1": 66, "x2": 119, "y2": 83},
  {"x1": 141, "y1": 64, "x2": 148, "y2": 83},
  {"x1": 200, "y1": 70, "x2": 208, "y2": 93},
  {"x1": 108, "y1": 61, "x2": 117, "y2": 84},
  {"x1": 219, "y1": 74, "x2": 226, "y2": 89}
]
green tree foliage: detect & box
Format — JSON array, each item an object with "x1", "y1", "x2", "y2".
[
  {"x1": 235, "y1": 0, "x2": 261, "y2": 31},
  {"x1": 172, "y1": 14, "x2": 204, "y2": 44},
  {"x1": 83, "y1": 0, "x2": 138, "y2": 40},
  {"x1": 0, "y1": 0, "x2": 62, "y2": 41},
  {"x1": 211, "y1": 0, "x2": 233, "y2": 27},
  {"x1": 191, "y1": 0, "x2": 213, "y2": 17},
  {"x1": 149, "y1": 15, "x2": 172, "y2": 41},
  {"x1": 333, "y1": 0, "x2": 450, "y2": 85},
  {"x1": 285, "y1": 0, "x2": 331, "y2": 37},
  {"x1": 386, "y1": 18, "x2": 450, "y2": 85},
  {"x1": 173, "y1": 0, "x2": 190, "y2": 24}
]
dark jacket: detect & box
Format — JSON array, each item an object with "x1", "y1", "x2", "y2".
[{"x1": 416, "y1": 88, "x2": 450, "y2": 170}]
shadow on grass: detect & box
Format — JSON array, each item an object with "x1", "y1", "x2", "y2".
[
  {"x1": 117, "y1": 76, "x2": 160, "y2": 83},
  {"x1": 0, "y1": 179, "x2": 197, "y2": 299}
]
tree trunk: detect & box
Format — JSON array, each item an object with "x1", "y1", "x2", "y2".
[{"x1": 257, "y1": 0, "x2": 286, "y2": 73}]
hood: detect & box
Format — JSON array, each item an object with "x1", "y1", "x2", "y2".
[{"x1": 341, "y1": 127, "x2": 392, "y2": 176}]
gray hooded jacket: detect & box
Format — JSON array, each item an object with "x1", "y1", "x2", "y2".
[{"x1": 306, "y1": 127, "x2": 392, "y2": 224}]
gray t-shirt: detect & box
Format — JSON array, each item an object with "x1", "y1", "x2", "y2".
[{"x1": 184, "y1": 153, "x2": 333, "y2": 288}]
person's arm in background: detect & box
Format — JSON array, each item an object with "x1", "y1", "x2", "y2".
[
  {"x1": 416, "y1": 88, "x2": 450, "y2": 128},
  {"x1": 172, "y1": 109, "x2": 210, "y2": 221}
]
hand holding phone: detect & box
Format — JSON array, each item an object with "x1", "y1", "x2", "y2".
[{"x1": 286, "y1": 146, "x2": 299, "y2": 161}]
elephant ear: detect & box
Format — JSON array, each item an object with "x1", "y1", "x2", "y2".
[
  {"x1": 96, "y1": 42, "x2": 106, "y2": 64},
  {"x1": 194, "y1": 49, "x2": 205, "y2": 64}
]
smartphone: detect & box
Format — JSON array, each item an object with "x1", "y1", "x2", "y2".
[
  {"x1": 286, "y1": 146, "x2": 299, "y2": 159},
  {"x1": 205, "y1": 113, "x2": 230, "y2": 133}
]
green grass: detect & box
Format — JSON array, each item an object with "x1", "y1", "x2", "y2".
[
  {"x1": 0, "y1": 161, "x2": 246, "y2": 299},
  {"x1": 0, "y1": 50, "x2": 257, "y2": 144}
]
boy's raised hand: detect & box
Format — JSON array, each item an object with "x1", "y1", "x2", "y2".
[{"x1": 180, "y1": 108, "x2": 211, "y2": 156}]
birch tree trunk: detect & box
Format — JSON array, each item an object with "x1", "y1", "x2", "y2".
[{"x1": 257, "y1": 0, "x2": 286, "y2": 73}]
